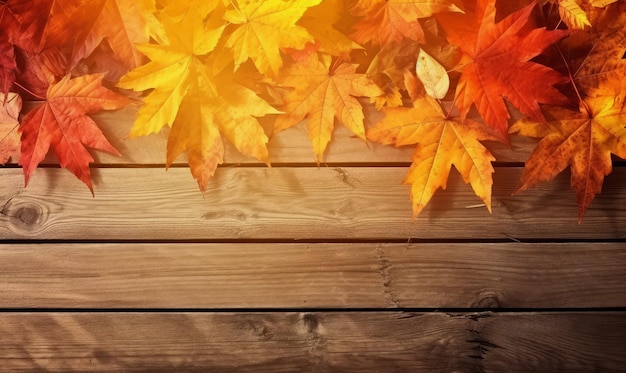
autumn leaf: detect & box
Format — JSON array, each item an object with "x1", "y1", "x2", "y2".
[
  {"x1": 117, "y1": 2, "x2": 225, "y2": 137},
  {"x1": 0, "y1": 33, "x2": 16, "y2": 95},
  {"x1": 222, "y1": 0, "x2": 322, "y2": 76},
  {"x1": 350, "y1": 0, "x2": 463, "y2": 46},
  {"x1": 274, "y1": 53, "x2": 383, "y2": 163},
  {"x1": 19, "y1": 74, "x2": 130, "y2": 191},
  {"x1": 368, "y1": 72, "x2": 496, "y2": 218},
  {"x1": 511, "y1": 95, "x2": 626, "y2": 222},
  {"x1": 511, "y1": 4, "x2": 626, "y2": 222},
  {"x1": 574, "y1": 4, "x2": 625, "y2": 96},
  {"x1": 72, "y1": 0, "x2": 150, "y2": 71},
  {"x1": 542, "y1": 0, "x2": 590, "y2": 30},
  {"x1": 118, "y1": 3, "x2": 278, "y2": 191},
  {"x1": 557, "y1": 0, "x2": 590, "y2": 29},
  {"x1": 0, "y1": 92, "x2": 21, "y2": 164},
  {"x1": 590, "y1": 0, "x2": 619, "y2": 7},
  {"x1": 365, "y1": 41, "x2": 421, "y2": 109},
  {"x1": 415, "y1": 48, "x2": 450, "y2": 99},
  {"x1": 437, "y1": 0, "x2": 570, "y2": 140},
  {"x1": 297, "y1": 0, "x2": 360, "y2": 57},
  {"x1": 7, "y1": 0, "x2": 93, "y2": 52}
]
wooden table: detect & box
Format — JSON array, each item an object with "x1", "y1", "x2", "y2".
[{"x1": 1, "y1": 107, "x2": 625, "y2": 371}]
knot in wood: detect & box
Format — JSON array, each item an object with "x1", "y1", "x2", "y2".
[
  {"x1": 472, "y1": 291, "x2": 503, "y2": 309},
  {"x1": 2, "y1": 197, "x2": 46, "y2": 230},
  {"x1": 302, "y1": 313, "x2": 319, "y2": 334}
]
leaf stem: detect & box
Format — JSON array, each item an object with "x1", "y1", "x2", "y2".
[
  {"x1": 554, "y1": 44, "x2": 588, "y2": 112},
  {"x1": 13, "y1": 82, "x2": 46, "y2": 101}
]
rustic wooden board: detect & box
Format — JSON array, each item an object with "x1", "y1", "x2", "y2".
[
  {"x1": 11, "y1": 107, "x2": 537, "y2": 166},
  {"x1": 2, "y1": 167, "x2": 625, "y2": 240},
  {"x1": 0, "y1": 312, "x2": 623, "y2": 372},
  {"x1": 1, "y1": 243, "x2": 625, "y2": 309}
]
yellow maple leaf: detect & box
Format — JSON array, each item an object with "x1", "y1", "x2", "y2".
[
  {"x1": 118, "y1": 1, "x2": 278, "y2": 190},
  {"x1": 554, "y1": 0, "x2": 591, "y2": 30},
  {"x1": 117, "y1": 2, "x2": 225, "y2": 136},
  {"x1": 297, "y1": 0, "x2": 360, "y2": 57},
  {"x1": 274, "y1": 53, "x2": 383, "y2": 163},
  {"x1": 223, "y1": 0, "x2": 322, "y2": 76},
  {"x1": 368, "y1": 72, "x2": 496, "y2": 218}
]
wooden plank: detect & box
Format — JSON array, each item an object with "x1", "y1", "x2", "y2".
[
  {"x1": 13, "y1": 106, "x2": 536, "y2": 165},
  {"x1": 1, "y1": 243, "x2": 625, "y2": 309},
  {"x1": 0, "y1": 312, "x2": 623, "y2": 372},
  {"x1": 2, "y1": 167, "x2": 625, "y2": 240}
]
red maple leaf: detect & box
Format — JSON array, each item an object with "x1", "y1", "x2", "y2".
[
  {"x1": 19, "y1": 74, "x2": 131, "y2": 191},
  {"x1": 437, "y1": 0, "x2": 570, "y2": 140}
]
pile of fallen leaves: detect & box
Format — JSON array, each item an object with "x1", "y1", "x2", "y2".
[{"x1": 1, "y1": 0, "x2": 624, "y2": 222}]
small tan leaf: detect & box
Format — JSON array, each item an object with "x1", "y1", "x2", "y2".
[
  {"x1": 0, "y1": 92, "x2": 22, "y2": 164},
  {"x1": 415, "y1": 48, "x2": 449, "y2": 99}
]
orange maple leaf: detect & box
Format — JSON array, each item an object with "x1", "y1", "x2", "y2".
[
  {"x1": 71, "y1": 0, "x2": 150, "y2": 72},
  {"x1": 368, "y1": 72, "x2": 496, "y2": 218},
  {"x1": 350, "y1": 0, "x2": 463, "y2": 47},
  {"x1": 274, "y1": 53, "x2": 383, "y2": 163},
  {"x1": 574, "y1": 3, "x2": 626, "y2": 96},
  {"x1": 511, "y1": 95, "x2": 626, "y2": 223},
  {"x1": 437, "y1": 0, "x2": 570, "y2": 140},
  {"x1": 511, "y1": 5, "x2": 626, "y2": 222},
  {"x1": 19, "y1": 74, "x2": 131, "y2": 192}
]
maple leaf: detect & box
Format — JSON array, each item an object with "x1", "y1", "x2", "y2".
[
  {"x1": 574, "y1": 4, "x2": 625, "y2": 96},
  {"x1": 365, "y1": 41, "x2": 422, "y2": 109},
  {"x1": 350, "y1": 0, "x2": 463, "y2": 47},
  {"x1": 118, "y1": 2, "x2": 278, "y2": 191},
  {"x1": 117, "y1": 2, "x2": 225, "y2": 137},
  {"x1": 511, "y1": 4, "x2": 625, "y2": 222},
  {"x1": 222, "y1": 0, "x2": 322, "y2": 77},
  {"x1": 511, "y1": 95, "x2": 626, "y2": 223},
  {"x1": 72, "y1": 0, "x2": 150, "y2": 71},
  {"x1": 547, "y1": 0, "x2": 591, "y2": 30},
  {"x1": 0, "y1": 92, "x2": 22, "y2": 164},
  {"x1": 368, "y1": 72, "x2": 496, "y2": 218},
  {"x1": 7, "y1": 0, "x2": 93, "y2": 52},
  {"x1": 273, "y1": 53, "x2": 383, "y2": 163},
  {"x1": 19, "y1": 74, "x2": 130, "y2": 191},
  {"x1": 0, "y1": 33, "x2": 16, "y2": 95},
  {"x1": 437, "y1": 0, "x2": 570, "y2": 140},
  {"x1": 297, "y1": 0, "x2": 360, "y2": 57}
]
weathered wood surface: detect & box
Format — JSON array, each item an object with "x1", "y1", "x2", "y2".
[
  {"x1": 3, "y1": 108, "x2": 625, "y2": 371},
  {"x1": 2, "y1": 167, "x2": 625, "y2": 240},
  {"x1": 0, "y1": 312, "x2": 624, "y2": 372},
  {"x1": 1, "y1": 242, "x2": 625, "y2": 309}
]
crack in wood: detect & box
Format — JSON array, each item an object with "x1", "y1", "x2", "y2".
[
  {"x1": 376, "y1": 246, "x2": 401, "y2": 308},
  {"x1": 464, "y1": 313, "x2": 502, "y2": 373},
  {"x1": 300, "y1": 313, "x2": 328, "y2": 372}
]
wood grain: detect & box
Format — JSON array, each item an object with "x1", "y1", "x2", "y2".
[
  {"x1": 0, "y1": 312, "x2": 623, "y2": 372},
  {"x1": 13, "y1": 106, "x2": 537, "y2": 166},
  {"x1": 1, "y1": 243, "x2": 624, "y2": 309},
  {"x1": 2, "y1": 167, "x2": 625, "y2": 240}
]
